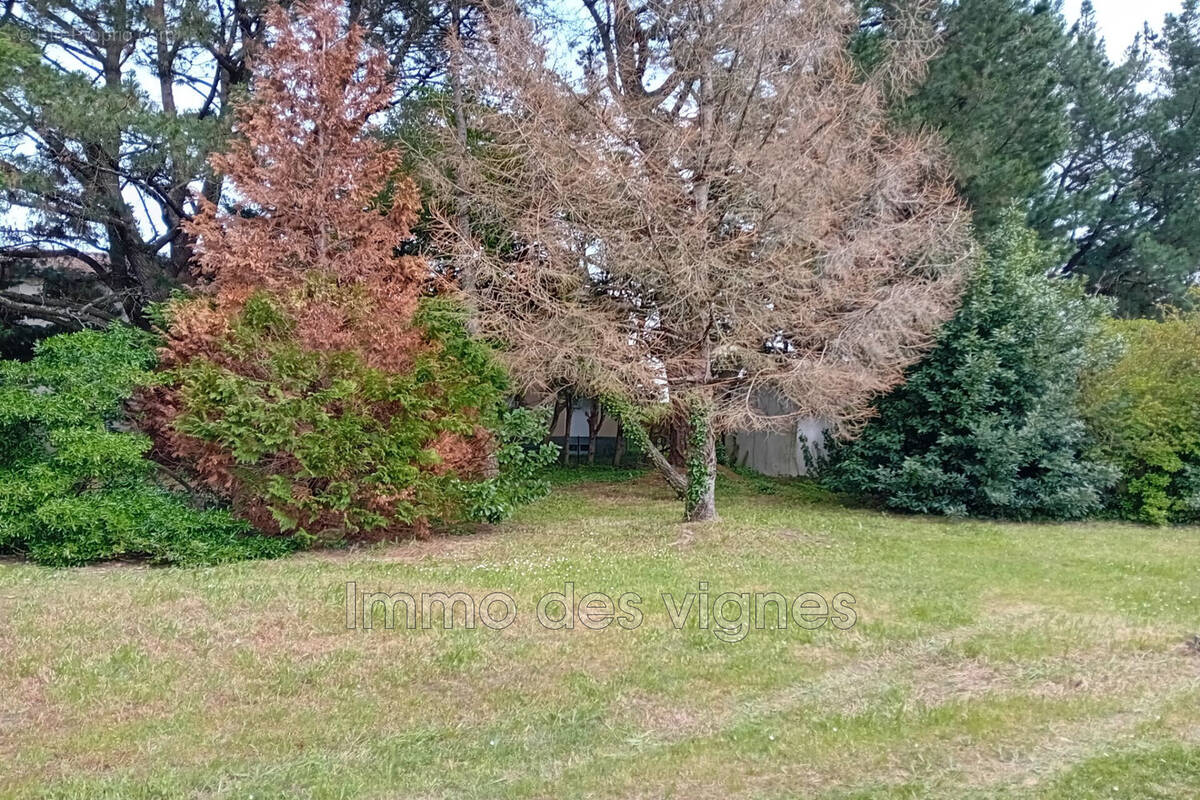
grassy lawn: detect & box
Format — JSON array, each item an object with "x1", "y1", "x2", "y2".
[{"x1": 2, "y1": 469, "x2": 1199, "y2": 799}]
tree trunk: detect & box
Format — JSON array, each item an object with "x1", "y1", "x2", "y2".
[
  {"x1": 612, "y1": 419, "x2": 625, "y2": 467},
  {"x1": 683, "y1": 407, "x2": 718, "y2": 522},
  {"x1": 547, "y1": 394, "x2": 565, "y2": 443},
  {"x1": 667, "y1": 411, "x2": 688, "y2": 467},
  {"x1": 560, "y1": 392, "x2": 575, "y2": 466},
  {"x1": 586, "y1": 398, "x2": 603, "y2": 465},
  {"x1": 646, "y1": 437, "x2": 688, "y2": 498}
]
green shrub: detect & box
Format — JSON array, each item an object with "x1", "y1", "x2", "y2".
[
  {"x1": 1081, "y1": 312, "x2": 1200, "y2": 524},
  {"x1": 459, "y1": 402, "x2": 558, "y2": 523},
  {"x1": 0, "y1": 327, "x2": 292, "y2": 566},
  {"x1": 824, "y1": 214, "x2": 1116, "y2": 519},
  {"x1": 156, "y1": 291, "x2": 556, "y2": 540}
]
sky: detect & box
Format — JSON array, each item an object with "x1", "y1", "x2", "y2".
[{"x1": 1076, "y1": 0, "x2": 1188, "y2": 58}]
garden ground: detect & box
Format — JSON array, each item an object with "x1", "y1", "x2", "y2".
[{"x1": 2, "y1": 469, "x2": 1199, "y2": 799}]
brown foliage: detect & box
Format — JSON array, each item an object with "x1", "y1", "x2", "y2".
[
  {"x1": 174, "y1": 0, "x2": 430, "y2": 373},
  {"x1": 428, "y1": 0, "x2": 975, "y2": 518},
  {"x1": 144, "y1": 0, "x2": 491, "y2": 538},
  {"x1": 431, "y1": 0, "x2": 974, "y2": 435}
]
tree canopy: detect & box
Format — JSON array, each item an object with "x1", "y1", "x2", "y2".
[{"x1": 433, "y1": 0, "x2": 974, "y2": 520}]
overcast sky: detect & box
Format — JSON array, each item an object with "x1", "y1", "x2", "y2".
[{"x1": 1075, "y1": 0, "x2": 1187, "y2": 58}]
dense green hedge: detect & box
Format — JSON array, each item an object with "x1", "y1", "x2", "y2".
[
  {"x1": 0, "y1": 327, "x2": 293, "y2": 566},
  {"x1": 1081, "y1": 312, "x2": 1200, "y2": 524},
  {"x1": 0, "y1": 317, "x2": 555, "y2": 566}
]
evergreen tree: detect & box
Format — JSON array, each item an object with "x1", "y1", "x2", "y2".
[
  {"x1": 436, "y1": 0, "x2": 974, "y2": 521},
  {"x1": 824, "y1": 213, "x2": 1116, "y2": 520},
  {"x1": 1033, "y1": 1, "x2": 1200, "y2": 316},
  {"x1": 898, "y1": 0, "x2": 1072, "y2": 232},
  {"x1": 0, "y1": 0, "x2": 266, "y2": 326},
  {"x1": 864, "y1": 1, "x2": 1200, "y2": 315},
  {"x1": 147, "y1": 0, "x2": 553, "y2": 540},
  {"x1": 0, "y1": 0, "x2": 465, "y2": 335}
]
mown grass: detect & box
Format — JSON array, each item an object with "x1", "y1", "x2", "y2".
[{"x1": 1, "y1": 468, "x2": 1198, "y2": 799}]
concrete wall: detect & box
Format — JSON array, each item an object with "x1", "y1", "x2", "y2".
[{"x1": 724, "y1": 391, "x2": 829, "y2": 477}]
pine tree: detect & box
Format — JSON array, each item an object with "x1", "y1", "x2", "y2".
[
  {"x1": 0, "y1": 0, "x2": 264, "y2": 326},
  {"x1": 1033, "y1": 1, "x2": 1200, "y2": 316},
  {"x1": 898, "y1": 0, "x2": 1072, "y2": 233},
  {"x1": 434, "y1": 0, "x2": 974, "y2": 521}
]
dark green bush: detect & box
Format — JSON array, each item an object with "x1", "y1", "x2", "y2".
[
  {"x1": 824, "y1": 214, "x2": 1116, "y2": 519},
  {"x1": 459, "y1": 402, "x2": 558, "y2": 523},
  {"x1": 1081, "y1": 312, "x2": 1200, "y2": 524},
  {"x1": 0, "y1": 327, "x2": 293, "y2": 566}
]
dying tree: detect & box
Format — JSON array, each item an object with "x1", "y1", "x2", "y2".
[
  {"x1": 146, "y1": 0, "x2": 536, "y2": 540},
  {"x1": 432, "y1": 0, "x2": 974, "y2": 521}
]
